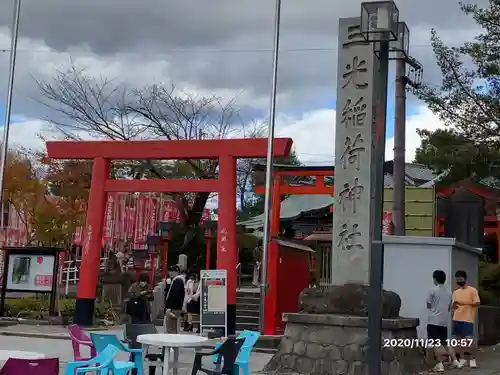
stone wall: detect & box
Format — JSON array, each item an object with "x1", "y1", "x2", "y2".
[{"x1": 263, "y1": 313, "x2": 425, "y2": 375}]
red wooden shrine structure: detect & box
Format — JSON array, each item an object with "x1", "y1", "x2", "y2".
[
  {"x1": 46, "y1": 138, "x2": 292, "y2": 327},
  {"x1": 435, "y1": 182, "x2": 500, "y2": 259}
]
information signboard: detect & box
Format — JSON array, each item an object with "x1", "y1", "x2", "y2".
[
  {"x1": 7, "y1": 254, "x2": 55, "y2": 292},
  {"x1": 0, "y1": 247, "x2": 62, "y2": 317},
  {"x1": 200, "y1": 269, "x2": 227, "y2": 338}
]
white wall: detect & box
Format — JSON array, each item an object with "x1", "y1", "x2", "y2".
[
  {"x1": 451, "y1": 243, "x2": 480, "y2": 291},
  {"x1": 382, "y1": 236, "x2": 481, "y2": 339},
  {"x1": 383, "y1": 236, "x2": 451, "y2": 338}
]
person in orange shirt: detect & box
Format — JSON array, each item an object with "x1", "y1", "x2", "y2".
[{"x1": 450, "y1": 270, "x2": 480, "y2": 369}]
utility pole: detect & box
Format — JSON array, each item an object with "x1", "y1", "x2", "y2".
[
  {"x1": 392, "y1": 58, "x2": 406, "y2": 235},
  {"x1": 259, "y1": 0, "x2": 282, "y2": 334},
  {"x1": 392, "y1": 56, "x2": 423, "y2": 236}
]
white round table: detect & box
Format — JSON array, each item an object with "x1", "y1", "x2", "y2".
[
  {"x1": 0, "y1": 350, "x2": 45, "y2": 361},
  {"x1": 137, "y1": 334, "x2": 208, "y2": 375}
]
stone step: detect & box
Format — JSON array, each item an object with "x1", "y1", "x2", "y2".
[
  {"x1": 236, "y1": 289, "x2": 260, "y2": 297},
  {"x1": 236, "y1": 301, "x2": 260, "y2": 310},
  {"x1": 236, "y1": 308, "x2": 260, "y2": 317},
  {"x1": 236, "y1": 315, "x2": 260, "y2": 324},
  {"x1": 236, "y1": 322, "x2": 260, "y2": 331},
  {"x1": 236, "y1": 296, "x2": 260, "y2": 305}
]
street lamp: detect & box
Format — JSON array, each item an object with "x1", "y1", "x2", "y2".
[
  {"x1": 202, "y1": 220, "x2": 217, "y2": 270},
  {"x1": 360, "y1": 2, "x2": 400, "y2": 375},
  {"x1": 374, "y1": 21, "x2": 409, "y2": 59},
  {"x1": 157, "y1": 221, "x2": 173, "y2": 279},
  {"x1": 360, "y1": 0, "x2": 399, "y2": 43}
]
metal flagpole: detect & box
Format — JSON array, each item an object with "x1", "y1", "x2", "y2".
[
  {"x1": 0, "y1": 0, "x2": 21, "y2": 230},
  {"x1": 259, "y1": 0, "x2": 282, "y2": 334}
]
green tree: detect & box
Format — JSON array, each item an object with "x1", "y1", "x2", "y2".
[
  {"x1": 414, "y1": 128, "x2": 500, "y2": 185},
  {"x1": 413, "y1": 0, "x2": 500, "y2": 183}
]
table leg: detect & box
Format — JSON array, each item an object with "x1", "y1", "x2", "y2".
[
  {"x1": 172, "y1": 348, "x2": 180, "y2": 375},
  {"x1": 162, "y1": 347, "x2": 170, "y2": 375}
]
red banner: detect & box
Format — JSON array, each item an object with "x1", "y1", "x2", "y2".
[
  {"x1": 134, "y1": 195, "x2": 147, "y2": 245},
  {"x1": 127, "y1": 206, "x2": 136, "y2": 241},
  {"x1": 382, "y1": 211, "x2": 393, "y2": 235},
  {"x1": 117, "y1": 194, "x2": 126, "y2": 241},
  {"x1": 103, "y1": 194, "x2": 115, "y2": 241},
  {"x1": 74, "y1": 226, "x2": 83, "y2": 245},
  {"x1": 163, "y1": 200, "x2": 179, "y2": 222},
  {"x1": 149, "y1": 197, "x2": 159, "y2": 235},
  {"x1": 67, "y1": 194, "x2": 213, "y2": 246}
]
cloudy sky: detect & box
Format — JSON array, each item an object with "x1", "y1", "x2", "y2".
[{"x1": 0, "y1": 0, "x2": 485, "y2": 165}]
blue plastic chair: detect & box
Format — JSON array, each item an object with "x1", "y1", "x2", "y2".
[
  {"x1": 212, "y1": 330, "x2": 260, "y2": 375},
  {"x1": 64, "y1": 344, "x2": 134, "y2": 375},
  {"x1": 90, "y1": 332, "x2": 145, "y2": 375}
]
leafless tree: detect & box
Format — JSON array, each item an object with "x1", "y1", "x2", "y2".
[{"x1": 35, "y1": 64, "x2": 254, "y2": 250}]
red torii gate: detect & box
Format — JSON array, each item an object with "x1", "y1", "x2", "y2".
[
  {"x1": 46, "y1": 138, "x2": 292, "y2": 328},
  {"x1": 254, "y1": 165, "x2": 334, "y2": 335}
]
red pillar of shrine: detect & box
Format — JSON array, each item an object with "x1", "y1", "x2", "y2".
[
  {"x1": 217, "y1": 154, "x2": 238, "y2": 334},
  {"x1": 74, "y1": 157, "x2": 110, "y2": 326},
  {"x1": 264, "y1": 177, "x2": 282, "y2": 334}
]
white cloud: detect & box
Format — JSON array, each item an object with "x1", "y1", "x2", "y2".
[
  {"x1": 275, "y1": 109, "x2": 335, "y2": 165},
  {"x1": 8, "y1": 118, "x2": 48, "y2": 150},
  {"x1": 4, "y1": 105, "x2": 445, "y2": 167},
  {"x1": 385, "y1": 106, "x2": 446, "y2": 162},
  {"x1": 276, "y1": 105, "x2": 445, "y2": 165}
]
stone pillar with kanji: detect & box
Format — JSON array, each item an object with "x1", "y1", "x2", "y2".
[{"x1": 262, "y1": 17, "x2": 424, "y2": 375}]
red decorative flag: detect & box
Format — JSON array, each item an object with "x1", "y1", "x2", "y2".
[
  {"x1": 103, "y1": 194, "x2": 115, "y2": 242},
  {"x1": 382, "y1": 211, "x2": 393, "y2": 235},
  {"x1": 149, "y1": 197, "x2": 159, "y2": 235}
]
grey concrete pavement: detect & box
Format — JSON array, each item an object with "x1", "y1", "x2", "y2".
[
  {"x1": 0, "y1": 332, "x2": 272, "y2": 374},
  {"x1": 419, "y1": 347, "x2": 500, "y2": 375}
]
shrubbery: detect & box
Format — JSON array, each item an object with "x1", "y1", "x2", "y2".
[
  {"x1": 3, "y1": 297, "x2": 122, "y2": 323},
  {"x1": 479, "y1": 261, "x2": 500, "y2": 306}
]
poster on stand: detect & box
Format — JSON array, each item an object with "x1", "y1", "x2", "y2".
[
  {"x1": 200, "y1": 269, "x2": 227, "y2": 338},
  {"x1": 0, "y1": 247, "x2": 62, "y2": 317},
  {"x1": 7, "y1": 254, "x2": 55, "y2": 292}
]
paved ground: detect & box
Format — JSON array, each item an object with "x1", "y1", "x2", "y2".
[
  {"x1": 3, "y1": 324, "x2": 500, "y2": 374},
  {"x1": 0, "y1": 325, "x2": 272, "y2": 374},
  {"x1": 419, "y1": 346, "x2": 500, "y2": 375}
]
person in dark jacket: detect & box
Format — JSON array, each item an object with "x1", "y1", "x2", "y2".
[
  {"x1": 164, "y1": 265, "x2": 186, "y2": 333},
  {"x1": 126, "y1": 273, "x2": 153, "y2": 324}
]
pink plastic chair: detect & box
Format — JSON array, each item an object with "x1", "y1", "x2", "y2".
[
  {"x1": 68, "y1": 324, "x2": 97, "y2": 361},
  {"x1": 0, "y1": 358, "x2": 59, "y2": 375}
]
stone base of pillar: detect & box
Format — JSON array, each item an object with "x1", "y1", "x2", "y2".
[
  {"x1": 263, "y1": 313, "x2": 425, "y2": 375},
  {"x1": 261, "y1": 284, "x2": 426, "y2": 375}
]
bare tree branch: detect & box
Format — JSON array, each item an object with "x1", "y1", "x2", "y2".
[{"x1": 35, "y1": 63, "x2": 256, "y2": 252}]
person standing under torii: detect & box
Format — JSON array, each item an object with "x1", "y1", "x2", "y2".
[{"x1": 164, "y1": 265, "x2": 186, "y2": 333}]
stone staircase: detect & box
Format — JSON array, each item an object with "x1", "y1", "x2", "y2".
[{"x1": 235, "y1": 288, "x2": 260, "y2": 331}]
